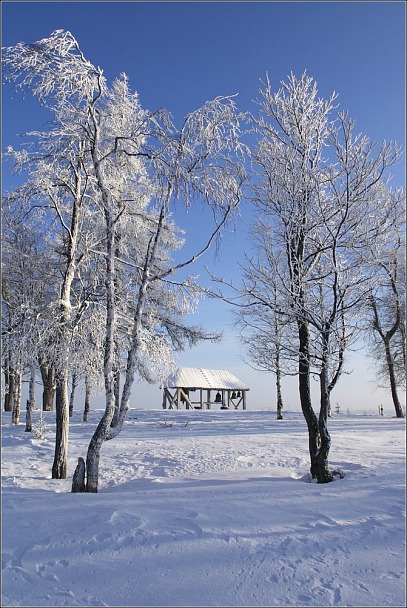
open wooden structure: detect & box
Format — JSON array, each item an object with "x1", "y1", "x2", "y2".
[{"x1": 162, "y1": 367, "x2": 249, "y2": 410}]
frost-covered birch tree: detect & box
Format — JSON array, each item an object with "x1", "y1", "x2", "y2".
[
  {"x1": 236, "y1": 242, "x2": 299, "y2": 420},
  {"x1": 1, "y1": 196, "x2": 55, "y2": 422},
  {"x1": 365, "y1": 191, "x2": 406, "y2": 417},
  {"x1": 2, "y1": 131, "x2": 101, "y2": 476},
  {"x1": 2, "y1": 30, "x2": 111, "y2": 477},
  {"x1": 242, "y1": 72, "x2": 402, "y2": 482},
  {"x1": 2, "y1": 30, "x2": 246, "y2": 492},
  {"x1": 80, "y1": 67, "x2": 246, "y2": 493}
]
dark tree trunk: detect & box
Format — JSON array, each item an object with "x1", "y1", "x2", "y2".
[
  {"x1": 276, "y1": 367, "x2": 283, "y2": 420},
  {"x1": 85, "y1": 407, "x2": 114, "y2": 492},
  {"x1": 40, "y1": 362, "x2": 55, "y2": 412},
  {"x1": 52, "y1": 372, "x2": 69, "y2": 479},
  {"x1": 4, "y1": 365, "x2": 14, "y2": 412},
  {"x1": 25, "y1": 365, "x2": 36, "y2": 432},
  {"x1": 111, "y1": 364, "x2": 120, "y2": 427},
  {"x1": 384, "y1": 339, "x2": 404, "y2": 418},
  {"x1": 72, "y1": 457, "x2": 86, "y2": 492},
  {"x1": 84, "y1": 208, "x2": 117, "y2": 493},
  {"x1": 274, "y1": 299, "x2": 283, "y2": 420},
  {"x1": 69, "y1": 372, "x2": 78, "y2": 417},
  {"x1": 25, "y1": 400, "x2": 33, "y2": 432},
  {"x1": 370, "y1": 291, "x2": 404, "y2": 418},
  {"x1": 314, "y1": 342, "x2": 334, "y2": 483},
  {"x1": 83, "y1": 375, "x2": 91, "y2": 422},
  {"x1": 12, "y1": 370, "x2": 22, "y2": 425},
  {"x1": 297, "y1": 320, "x2": 320, "y2": 478}
]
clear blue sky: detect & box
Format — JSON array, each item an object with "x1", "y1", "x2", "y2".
[{"x1": 2, "y1": 1, "x2": 406, "y2": 413}]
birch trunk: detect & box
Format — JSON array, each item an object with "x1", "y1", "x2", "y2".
[
  {"x1": 108, "y1": 188, "x2": 173, "y2": 441},
  {"x1": 84, "y1": 185, "x2": 117, "y2": 491},
  {"x1": 69, "y1": 372, "x2": 78, "y2": 417},
  {"x1": 274, "y1": 305, "x2": 283, "y2": 420},
  {"x1": 314, "y1": 332, "x2": 334, "y2": 483},
  {"x1": 3, "y1": 353, "x2": 14, "y2": 411},
  {"x1": 370, "y1": 291, "x2": 405, "y2": 418},
  {"x1": 111, "y1": 359, "x2": 120, "y2": 427},
  {"x1": 4, "y1": 368, "x2": 14, "y2": 412},
  {"x1": 297, "y1": 320, "x2": 320, "y2": 478},
  {"x1": 40, "y1": 362, "x2": 55, "y2": 412},
  {"x1": 12, "y1": 369, "x2": 22, "y2": 425},
  {"x1": 25, "y1": 364, "x2": 36, "y2": 432},
  {"x1": 52, "y1": 371, "x2": 69, "y2": 479},
  {"x1": 83, "y1": 374, "x2": 91, "y2": 422},
  {"x1": 384, "y1": 339, "x2": 404, "y2": 418},
  {"x1": 82, "y1": 108, "x2": 119, "y2": 492},
  {"x1": 51, "y1": 157, "x2": 84, "y2": 479}
]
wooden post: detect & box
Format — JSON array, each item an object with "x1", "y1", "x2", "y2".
[
  {"x1": 165, "y1": 388, "x2": 176, "y2": 409},
  {"x1": 180, "y1": 388, "x2": 191, "y2": 409}
]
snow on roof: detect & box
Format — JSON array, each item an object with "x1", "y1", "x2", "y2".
[{"x1": 164, "y1": 367, "x2": 249, "y2": 391}]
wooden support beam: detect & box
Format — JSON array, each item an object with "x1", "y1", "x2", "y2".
[
  {"x1": 180, "y1": 388, "x2": 192, "y2": 409},
  {"x1": 163, "y1": 388, "x2": 178, "y2": 410},
  {"x1": 163, "y1": 386, "x2": 248, "y2": 410}
]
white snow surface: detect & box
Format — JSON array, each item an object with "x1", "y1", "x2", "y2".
[{"x1": 1, "y1": 409, "x2": 405, "y2": 607}]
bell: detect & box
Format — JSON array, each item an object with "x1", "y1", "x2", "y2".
[
  {"x1": 231, "y1": 391, "x2": 237, "y2": 400},
  {"x1": 236, "y1": 391, "x2": 241, "y2": 398},
  {"x1": 214, "y1": 392, "x2": 222, "y2": 403}
]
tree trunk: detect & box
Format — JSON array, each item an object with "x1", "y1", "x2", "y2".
[
  {"x1": 25, "y1": 364, "x2": 36, "y2": 432},
  {"x1": 276, "y1": 368, "x2": 283, "y2": 420},
  {"x1": 85, "y1": 410, "x2": 113, "y2": 493},
  {"x1": 52, "y1": 372, "x2": 69, "y2": 479},
  {"x1": 384, "y1": 339, "x2": 404, "y2": 418},
  {"x1": 3, "y1": 353, "x2": 14, "y2": 411},
  {"x1": 314, "y1": 341, "x2": 334, "y2": 483},
  {"x1": 40, "y1": 362, "x2": 55, "y2": 411},
  {"x1": 4, "y1": 368, "x2": 14, "y2": 412},
  {"x1": 111, "y1": 361, "x2": 120, "y2": 427},
  {"x1": 72, "y1": 457, "x2": 86, "y2": 492},
  {"x1": 25, "y1": 400, "x2": 32, "y2": 432},
  {"x1": 83, "y1": 375, "x2": 91, "y2": 422},
  {"x1": 370, "y1": 291, "x2": 404, "y2": 418},
  {"x1": 69, "y1": 372, "x2": 78, "y2": 417},
  {"x1": 12, "y1": 369, "x2": 22, "y2": 425},
  {"x1": 274, "y1": 309, "x2": 283, "y2": 420},
  {"x1": 297, "y1": 320, "x2": 320, "y2": 478},
  {"x1": 85, "y1": 205, "x2": 117, "y2": 493}
]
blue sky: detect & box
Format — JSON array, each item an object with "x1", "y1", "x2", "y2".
[{"x1": 2, "y1": 1, "x2": 406, "y2": 413}]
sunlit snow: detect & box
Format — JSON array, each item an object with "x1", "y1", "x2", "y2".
[{"x1": 1, "y1": 409, "x2": 405, "y2": 607}]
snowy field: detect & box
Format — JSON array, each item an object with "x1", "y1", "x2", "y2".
[{"x1": 1, "y1": 408, "x2": 405, "y2": 607}]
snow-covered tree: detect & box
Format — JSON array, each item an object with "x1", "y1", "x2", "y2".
[
  {"x1": 82, "y1": 73, "x2": 245, "y2": 492},
  {"x1": 364, "y1": 193, "x2": 406, "y2": 417},
  {"x1": 3, "y1": 30, "x2": 246, "y2": 491},
  {"x1": 236, "y1": 242, "x2": 299, "y2": 420},
  {"x1": 2, "y1": 133, "x2": 102, "y2": 476},
  {"x1": 242, "y1": 72, "x2": 402, "y2": 482},
  {"x1": 1, "y1": 195, "x2": 56, "y2": 420}
]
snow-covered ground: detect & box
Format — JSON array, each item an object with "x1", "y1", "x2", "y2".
[{"x1": 1, "y1": 408, "x2": 405, "y2": 607}]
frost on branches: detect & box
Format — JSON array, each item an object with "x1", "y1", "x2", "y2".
[
  {"x1": 244, "y1": 73, "x2": 403, "y2": 481},
  {"x1": 2, "y1": 30, "x2": 246, "y2": 491},
  {"x1": 213, "y1": 72, "x2": 404, "y2": 482}
]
